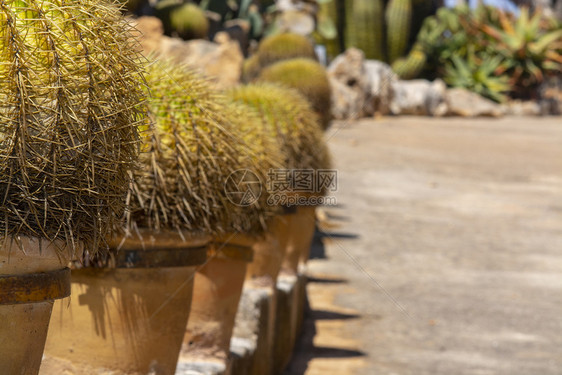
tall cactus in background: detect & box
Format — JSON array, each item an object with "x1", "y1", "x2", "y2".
[
  {"x1": 386, "y1": 0, "x2": 413, "y2": 63},
  {"x1": 332, "y1": 0, "x2": 434, "y2": 65},
  {"x1": 350, "y1": 0, "x2": 385, "y2": 60}
]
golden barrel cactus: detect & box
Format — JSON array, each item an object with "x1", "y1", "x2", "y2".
[
  {"x1": 127, "y1": 61, "x2": 278, "y2": 238},
  {"x1": 0, "y1": 0, "x2": 146, "y2": 253},
  {"x1": 257, "y1": 58, "x2": 332, "y2": 130}
]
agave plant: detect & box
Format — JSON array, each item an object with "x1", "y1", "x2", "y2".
[
  {"x1": 444, "y1": 48, "x2": 510, "y2": 103},
  {"x1": 481, "y1": 8, "x2": 562, "y2": 96}
]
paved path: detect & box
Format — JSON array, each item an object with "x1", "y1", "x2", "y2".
[{"x1": 285, "y1": 117, "x2": 562, "y2": 375}]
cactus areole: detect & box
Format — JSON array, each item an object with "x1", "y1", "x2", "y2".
[{"x1": 0, "y1": 0, "x2": 146, "y2": 254}]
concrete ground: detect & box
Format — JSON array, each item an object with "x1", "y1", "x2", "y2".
[{"x1": 285, "y1": 117, "x2": 562, "y2": 375}]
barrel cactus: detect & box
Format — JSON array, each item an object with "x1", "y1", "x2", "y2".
[
  {"x1": 0, "y1": 0, "x2": 146, "y2": 253},
  {"x1": 158, "y1": 2, "x2": 210, "y2": 40},
  {"x1": 126, "y1": 61, "x2": 276, "y2": 238},
  {"x1": 227, "y1": 83, "x2": 331, "y2": 176},
  {"x1": 257, "y1": 58, "x2": 332, "y2": 130},
  {"x1": 256, "y1": 33, "x2": 317, "y2": 70}
]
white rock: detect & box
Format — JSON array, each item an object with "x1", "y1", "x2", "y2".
[
  {"x1": 446, "y1": 88, "x2": 504, "y2": 117},
  {"x1": 390, "y1": 79, "x2": 448, "y2": 116}
]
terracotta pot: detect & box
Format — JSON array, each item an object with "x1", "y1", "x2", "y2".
[
  {"x1": 179, "y1": 233, "x2": 254, "y2": 365},
  {"x1": 245, "y1": 215, "x2": 293, "y2": 286},
  {"x1": 0, "y1": 237, "x2": 73, "y2": 375},
  {"x1": 41, "y1": 233, "x2": 209, "y2": 375},
  {"x1": 282, "y1": 206, "x2": 317, "y2": 274}
]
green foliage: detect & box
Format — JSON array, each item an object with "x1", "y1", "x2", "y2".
[
  {"x1": 257, "y1": 58, "x2": 332, "y2": 130},
  {"x1": 0, "y1": 0, "x2": 146, "y2": 253},
  {"x1": 397, "y1": 5, "x2": 561, "y2": 100},
  {"x1": 443, "y1": 49, "x2": 510, "y2": 102},
  {"x1": 481, "y1": 8, "x2": 562, "y2": 95}
]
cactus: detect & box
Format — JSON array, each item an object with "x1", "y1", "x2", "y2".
[
  {"x1": 227, "y1": 84, "x2": 332, "y2": 176},
  {"x1": 0, "y1": 0, "x2": 146, "y2": 253},
  {"x1": 128, "y1": 61, "x2": 278, "y2": 238},
  {"x1": 242, "y1": 54, "x2": 262, "y2": 83},
  {"x1": 158, "y1": 2, "x2": 210, "y2": 40},
  {"x1": 257, "y1": 58, "x2": 332, "y2": 130},
  {"x1": 392, "y1": 43, "x2": 427, "y2": 79},
  {"x1": 386, "y1": 0, "x2": 412, "y2": 63},
  {"x1": 256, "y1": 33, "x2": 317, "y2": 71},
  {"x1": 350, "y1": 0, "x2": 385, "y2": 61}
]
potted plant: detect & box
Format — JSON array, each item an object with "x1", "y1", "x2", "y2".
[
  {"x1": 40, "y1": 61, "x2": 255, "y2": 374},
  {"x1": 178, "y1": 93, "x2": 286, "y2": 371},
  {"x1": 0, "y1": 0, "x2": 145, "y2": 373}
]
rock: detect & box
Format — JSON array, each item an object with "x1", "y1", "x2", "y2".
[
  {"x1": 538, "y1": 75, "x2": 562, "y2": 115},
  {"x1": 329, "y1": 77, "x2": 363, "y2": 120},
  {"x1": 364, "y1": 60, "x2": 397, "y2": 116},
  {"x1": 132, "y1": 16, "x2": 165, "y2": 56},
  {"x1": 276, "y1": 10, "x2": 315, "y2": 35},
  {"x1": 390, "y1": 79, "x2": 448, "y2": 116},
  {"x1": 327, "y1": 48, "x2": 370, "y2": 119},
  {"x1": 503, "y1": 100, "x2": 542, "y2": 116},
  {"x1": 446, "y1": 88, "x2": 504, "y2": 117}
]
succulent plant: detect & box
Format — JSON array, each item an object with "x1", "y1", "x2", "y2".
[
  {"x1": 386, "y1": 0, "x2": 412, "y2": 63},
  {"x1": 157, "y1": 1, "x2": 210, "y2": 40},
  {"x1": 256, "y1": 33, "x2": 317, "y2": 70},
  {"x1": 127, "y1": 61, "x2": 277, "y2": 239},
  {"x1": 227, "y1": 83, "x2": 332, "y2": 197},
  {"x1": 0, "y1": 0, "x2": 146, "y2": 253},
  {"x1": 392, "y1": 43, "x2": 427, "y2": 79},
  {"x1": 443, "y1": 48, "x2": 510, "y2": 103},
  {"x1": 481, "y1": 8, "x2": 562, "y2": 96},
  {"x1": 257, "y1": 58, "x2": 332, "y2": 130}
]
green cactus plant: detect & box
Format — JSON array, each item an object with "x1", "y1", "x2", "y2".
[
  {"x1": 0, "y1": 0, "x2": 146, "y2": 253},
  {"x1": 392, "y1": 43, "x2": 427, "y2": 79},
  {"x1": 350, "y1": 0, "x2": 385, "y2": 60},
  {"x1": 386, "y1": 0, "x2": 412, "y2": 63},
  {"x1": 257, "y1": 58, "x2": 332, "y2": 130},
  {"x1": 157, "y1": 1, "x2": 210, "y2": 40},
  {"x1": 127, "y1": 61, "x2": 274, "y2": 237},
  {"x1": 256, "y1": 32, "x2": 318, "y2": 70},
  {"x1": 227, "y1": 83, "x2": 332, "y2": 176}
]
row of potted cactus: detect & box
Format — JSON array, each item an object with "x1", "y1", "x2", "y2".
[{"x1": 0, "y1": 0, "x2": 332, "y2": 374}]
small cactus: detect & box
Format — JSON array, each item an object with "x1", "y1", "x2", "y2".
[
  {"x1": 257, "y1": 58, "x2": 332, "y2": 130},
  {"x1": 159, "y1": 2, "x2": 209, "y2": 40},
  {"x1": 0, "y1": 0, "x2": 146, "y2": 253},
  {"x1": 227, "y1": 83, "x2": 332, "y2": 197},
  {"x1": 128, "y1": 61, "x2": 275, "y2": 237},
  {"x1": 256, "y1": 33, "x2": 317, "y2": 71},
  {"x1": 392, "y1": 43, "x2": 427, "y2": 79},
  {"x1": 242, "y1": 54, "x2": 262, "y2": 83}
]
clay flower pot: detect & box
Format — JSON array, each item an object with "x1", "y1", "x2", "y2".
[
  {"x1": 245, "y1": 214, "x2": 294, "y2": 286},
  {"x1": 282, "y1": 206, "x2": 317, "y2": 274},
  {"x1": 41, "y1": 233, "x2": 209, "y2": 375},
  {"x1": 179, "y1": 233, "x2": 255, "y2": 368},
  {"x1": 0, "y1": 238, "x2": 74, "y2": 374}
]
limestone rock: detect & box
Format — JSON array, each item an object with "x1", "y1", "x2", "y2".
[
  {"x1": 133, "y1": 18, "x2": 243, "y2": 88},
  {"x1": 327, "y1": 48, "x2": 370, "y2": 119},
  {"x1": 364, "y1": 60, "x2": 397, "y2": 116},
  {"x1": 503, "y1": 100, "x2": 542, "y2": 117},
  {"x1": 446, "y1": 88, "x2": 504, "y2": 117},
  {"x1": 390, "y1": 79, "x2": 448, "y2": 116}
]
